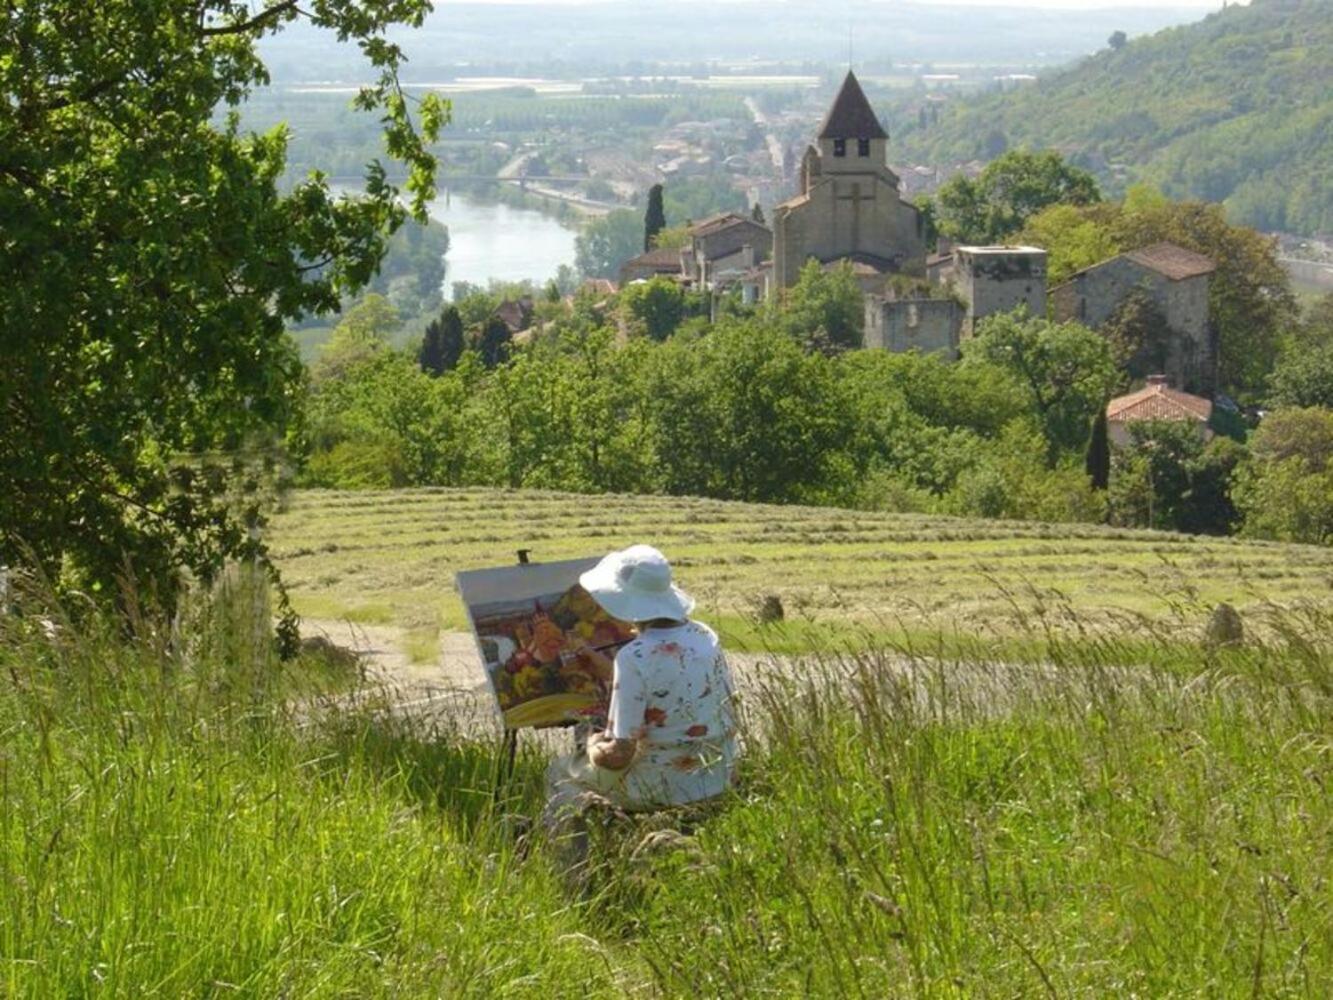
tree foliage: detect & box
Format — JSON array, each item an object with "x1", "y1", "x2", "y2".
[
  {"x1": 620, "y1": 277, "x2": 687, "y2": 342},
  {"x1": 0, "y1": 1, "x2": 444, "y2": 607},
  {"x1": 574, "y1": 209, "x2": 642, "y2": 279},
  {"x1": 777, "y1": 260, "x2": 864, "y2": 353},
  {"x1": 644, "y1": 184, "x2": 666, "y2": 252},
  {"x1": 1233, "y1": 407, "x2": 1333, "y2": 545},
  {"x1": 419, "y1": 305, "x2": 466, "y2": 376},
  {"x1": 1085, "y1": 410, "x2": 1110, "y2": 492},
  {"x1": 963, "y1": 310, "x2": 1122, "y2": 456},
  {"x1": 932, "y1": 150, "x2": 1100, "y2": 245},
  {"x1": 1109, "y1": 421, "x2": 1241, "y2": 535}
]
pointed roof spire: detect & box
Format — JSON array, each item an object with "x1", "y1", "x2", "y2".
[{"x1": 818, "y1": 71, "x2": 888, "y2": 140}]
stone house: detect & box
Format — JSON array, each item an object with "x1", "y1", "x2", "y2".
[
  {"x1": 1105, "y1": 375, "x2": 1213, "y2": 448},
  {"x1": 1051, "y1": 242, "x2": 1217, "y2": 394},
  {"x1": 495, "y1": 296, "x2": 535, "y2": 334},
  {"x1": 771, "y1": 71, "x2": 926, "y2": 292},
  {"x1": 941, "y1": 245, "x2": 1048, "y2": 337},
  {"x1": 864, "y1": 285, "x2": 964, "y2": 356},
  {"x1": 619, "y1": 246, "x2": 687, "y2": 285},
  {"x1": 680, "y1": 212, "x2": 773, "y2": 288},
  {"x1": 619, "y1": 212, "x2": 772, "y2": 292}
]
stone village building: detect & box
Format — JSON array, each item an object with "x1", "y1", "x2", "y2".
[
  {"x1": 618, "y1": 212, "x2": 772, "y2": 292},
  {"x1": 1050, "y1": 242, "x2": 1218, "y2": 394},
  {"x1": 867, "y1": 245, "x2": 1047, "y2": 358},
  {"x1": 772, "y1": 71, "x2": 927, "y2": 293}
]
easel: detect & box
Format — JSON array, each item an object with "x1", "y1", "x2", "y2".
[
  {"x1": 494, "y1": 548, "x2": 531, "y2": 798},
  {"x1": 488, "y1": 548, "x2": 609, "y2": 800}
]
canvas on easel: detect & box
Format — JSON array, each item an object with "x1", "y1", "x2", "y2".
[{"x1": 456, "y1": 557, "x2": 636, "y2": 729}]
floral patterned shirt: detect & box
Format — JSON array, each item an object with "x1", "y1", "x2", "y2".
[{"x1": 601, "y1": 621, "x2": 737, "y2": 806}]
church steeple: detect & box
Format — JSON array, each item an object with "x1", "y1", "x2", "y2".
[{"x1": 818, "y1": 71, "x2": 888, "y2": 141}]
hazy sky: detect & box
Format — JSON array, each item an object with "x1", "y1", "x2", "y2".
[{"x1": 449, "y1": 0, "x2": 1231, "y2": 7}]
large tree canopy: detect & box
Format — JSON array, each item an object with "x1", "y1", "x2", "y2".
[
  {"x1": 931, "y1": 149, "x2": 1101, "y2": 245},
  {"x1": 0, "y1": 1, "x2": 444, "y2": 605}
]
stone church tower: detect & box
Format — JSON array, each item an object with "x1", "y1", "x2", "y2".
[{"x1": 772, "y1": 71, "x2": 926, "y2": 291}]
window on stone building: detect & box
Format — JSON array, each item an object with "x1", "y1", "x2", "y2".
[
  {"x1": 857, "y1": 138, "x2": 871, "y2": 157},
  {"x1": 833, "y1": 139, "x2": 846, "y2": 157}
]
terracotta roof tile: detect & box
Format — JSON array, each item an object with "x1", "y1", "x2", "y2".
[{"x1": 1107, "y1": 382, "x2": 1212, "y2": 424}]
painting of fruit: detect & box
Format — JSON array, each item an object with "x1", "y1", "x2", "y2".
[{"x1": 456, "y1": 557, "x2": 636, "y2": 729}]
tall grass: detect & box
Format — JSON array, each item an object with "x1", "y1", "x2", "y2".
[{"x1": 2, "y1": 571, "x2": 1330, "y2": 995}]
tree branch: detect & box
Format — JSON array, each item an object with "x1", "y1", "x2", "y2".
[{"x1": 200, "y1": 1, "x2": 301, "y2": 38}]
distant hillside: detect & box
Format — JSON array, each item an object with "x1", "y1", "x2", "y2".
[{"x1": 900, "y1": 0, "x2": 1332, "y2": 236}]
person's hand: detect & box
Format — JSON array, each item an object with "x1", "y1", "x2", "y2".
[{"x1": 588, "y1": 731, "x2": 637, "y2": 771}]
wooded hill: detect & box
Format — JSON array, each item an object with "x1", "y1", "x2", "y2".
[{"x1": 900, "y1": 0, "x2": 1331, "y2": 236}]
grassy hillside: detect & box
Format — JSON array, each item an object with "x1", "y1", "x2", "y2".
[
  {"x1": 271, "y1": 488, "x2": 1333, "y2": 652},
  {"x1": 7, "y1": 502, "x2": 1332, "y2": 994},
  {"x1": 901, "y1": 0, "x2": 1332, "y2": 235}
]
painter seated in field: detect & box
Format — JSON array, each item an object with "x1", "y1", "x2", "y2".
[{"x1": 544, "y1": 545, "x2": 738, "y2": 820}]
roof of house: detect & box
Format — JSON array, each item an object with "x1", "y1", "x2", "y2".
[
  {"x1": 817, "y1": 71, "x2": 888, "y2": 140},
  {"x1": 494, "y1": 297, "x2": 534, "y2": 333},
  {"x1": 1124, "y1": 242, "x2": 1217, "y2": 281},
  {"x1": 689, "y1": 212, "x2": 768, "y2": 239},
  {"x1": 1106, "y1": 378, "x2": 1213, "y2": 424},
  {"x1": 579, "y1": 278, "x2": 618, "y2": 296},
  {"x1": 820, "y1": 252, "x2": 898, "y2": 277},
  {"x1": 620, "y1": 247, "x2": 683, "y2": 272}
]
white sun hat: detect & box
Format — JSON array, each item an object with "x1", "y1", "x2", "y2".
[{"x1": 579, "y1": 545, "x2": 695, "y2": 624}]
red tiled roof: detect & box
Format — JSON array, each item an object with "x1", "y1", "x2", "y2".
[
  {"x1": 1124, "y1": 242, "x2": 1216, "y2": 281},
  {"x1": 1107, "y1": 382, "x2": 1212, "y2": 424}
]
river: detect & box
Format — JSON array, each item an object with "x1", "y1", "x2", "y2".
[{"x1": 426, "y1": 192, "x2": 579, "y2": 297}]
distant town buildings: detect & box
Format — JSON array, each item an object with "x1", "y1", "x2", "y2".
[{"x1": 609, "y1": 74, "x2": 1220, "y2": 402}]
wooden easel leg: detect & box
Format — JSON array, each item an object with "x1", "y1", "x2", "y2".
[{"x1": 494, "y1": 728, "x2": 519, "y2": 801}]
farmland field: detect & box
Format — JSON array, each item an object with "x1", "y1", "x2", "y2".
[{"x1": 271, "y1": 488, "x2": 1333, "y2": 652}]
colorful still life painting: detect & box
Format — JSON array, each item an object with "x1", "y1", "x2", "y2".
[{"x1": 456, "y1": 557, "x2": 637, "y2": 729}]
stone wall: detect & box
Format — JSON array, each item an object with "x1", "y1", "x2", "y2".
[
  {"x1": 956, "y1": 247, "x2": 1047, "y2": 336},
  {"x1": 864, "y1": 295, "x2": 962, "y2": 356},
  {"x1": 1051, "y1": 258, "x2": 1213, "y2": 393}
]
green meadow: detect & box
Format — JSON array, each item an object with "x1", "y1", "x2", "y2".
[{"x1": 3, "y1": 491, "x2": 1332, "y2": 995}]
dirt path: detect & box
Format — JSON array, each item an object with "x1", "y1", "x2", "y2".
[
  {"x1": 299, "y1": 618, "x2": 801, "y2": 731},
  {"x1": 297, "y1": 620, "x2": 1109, "y2": 738}
]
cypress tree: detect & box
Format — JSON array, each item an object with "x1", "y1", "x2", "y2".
[
  {"x1": 477, "y1": 315, "x2": 512, "y2": 369},
  {"x1": 644, "y1": 183, "x2": 666, "y2": 251},
  {"x1": 1085, "y1": 408, "x2": 1111, "y2": 491},
  {"x1": 418, "y1": 305, "x2": 465, "y2": 376},
  {"x1": 751, "y1": 202, "x2": 765, "y2": 225}
]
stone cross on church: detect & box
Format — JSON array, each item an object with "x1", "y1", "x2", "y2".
[
  {"x1": 835, "y1": 182, "x2": 874, "y2": 249},
  {"x1": 772, "y1": 71, "x2": 927, "y2": 292}
]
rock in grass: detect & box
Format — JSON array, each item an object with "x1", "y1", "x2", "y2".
[
  {"x1": 299, "y1": 634, "x2": 363, "y2": 672},
  {"x1": 1205, "y1": 603, "x2": 1244, "y2": 648},
  {"x1": 757, "y1": 594, "x2": 785, "y2": 624}
]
